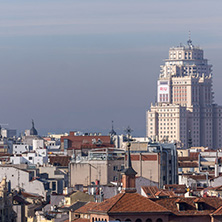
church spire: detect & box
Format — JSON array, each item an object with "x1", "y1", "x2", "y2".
[
  {"x1": 121, "y1": 126, "x2": 137, "y2": 193},
  {"x1": 109, "y1": 120, "x2": 116, "y2": 136}
]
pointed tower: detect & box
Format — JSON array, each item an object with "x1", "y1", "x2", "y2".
[
  {"x1": 121, "y1": 132, "x2": 137, "y2": 193},
  {"x1": 109, "y1": 120, "x2": 116, "y2": 136},
  {"x1": 30, "y1": 119, "x2": 38, "y2": 136}
]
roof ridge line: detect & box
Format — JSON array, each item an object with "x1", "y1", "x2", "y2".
[{"x1": 107, "y1": 193, "x2": 125, "y2": 213}]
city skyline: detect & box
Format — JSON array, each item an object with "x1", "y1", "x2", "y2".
[{"x1": 1, "y1": 0, "x2": 222, "y2": 136}]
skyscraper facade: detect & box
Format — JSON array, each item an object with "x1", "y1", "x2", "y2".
[{"x1": 146, "y1": 39, "x2": 222, "y2": 149}]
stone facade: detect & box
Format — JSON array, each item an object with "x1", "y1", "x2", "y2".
[{"x1": 147, "y1": 40, "x2": 222, "y2": 149}]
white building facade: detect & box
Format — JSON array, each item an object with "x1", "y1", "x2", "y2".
[
  {"x1": 146, "y1": 39, "x2": 222, "y2": 149},
  {"x1": 10, "y1": 148, "x2": 48, "y2": 165},
  {"x1": 0, "y1": 166, "x2": 47, "y2": 199},
  {"x1": 13, "y1": 144, "x2": 29, "y2": 154}
]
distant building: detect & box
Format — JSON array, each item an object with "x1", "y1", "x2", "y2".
[
  {"x1": 178, "y1": 148, "x2": 222, "y2": 187},
  {"x1": 129, "y1": 140, "x2": 178, "y2": 188},
  {"x1": 61, "y1": 131, "x2": 114, "y2": 155},
  {"x1": 0, "y1": 177, "x2": 17, "y2": 221},
  {"x1": 22, "y1": 120, "x2": 44, "y2": 149},
  {"x1": 69, "y1": 148, "x2": 125, "y2": 186},
  {"x1": 73, "y1": 137, "x2": 222, "y2": 222},
  {"x1": 10, "y1": 148, "x2": 48, "y2": 165},
  {"x1": 0, "y1": 166, "x2": 49, "y2": 199},
  {"x1": 0, "y1": 128, "x2": 16, "y2": 138},
  {"x1": 0, "y1": 137, "x2": 13, "y2": 154},
  {"x1": 13, "y1": 144, "x2": 29, "y2": 154},
  {"x1": 38, "y1": 165, "x2": 68, "y2": 194},
  {"x1": 30, "y1": 120, "x2": 38, "y2": 136},
  {"x1": 74, "y1": 142, "x2": 171, "y2": 222},
  {"x1": 147, "y1": 39, "x2": 222, "y2": 149}
]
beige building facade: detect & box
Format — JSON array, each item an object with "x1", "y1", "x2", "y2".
[
  {"x1": 70, "y1": 159, "x2": 124, "y2": 186},
  {"x1": 147, "y1": 39, "x2": 222, "y2": 149}
]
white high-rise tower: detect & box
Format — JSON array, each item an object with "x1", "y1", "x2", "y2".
[{"x1": 146, "y1": 39, "x2": 222, "y2": 149}]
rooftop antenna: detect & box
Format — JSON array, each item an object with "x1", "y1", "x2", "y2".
[
  {"x1": 187, "y1": 30, "x2": 193, "y2": 48},
  {"x1": 124, "y1": 126, "x2": 134, "y2": 169}
]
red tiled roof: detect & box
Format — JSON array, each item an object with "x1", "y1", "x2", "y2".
[
  {"x1": 178, "y1": 162, "x2": 198, "y2": 167},
  {"x1": 141, "y1": 186, "x2": 159, "y2": 198},
  {"x1": 155, "y1": 190, "x2": 176, "y2": 197},
  {"x1": 164, "y1": 184, "x2": 187, "y2": 194},
  {"x1": 211, "y1": 206, "x2": 222, "y2": 216},
  {"x1": 164, "y1": 184, "x2": 186, "y2": 189},
  {"x1": 129, "y1": 154, "x2": 157, "y2": 161},
  {"x1": 154, "y1": 197, "x2": 222, "y2": 216},
  {"x1": 203, "y1": 149, "x2": 216, "y2": 152},
  {"x1": 90, "y1": 193, "x2": 170, "y2": 213},
  {"x1": 81, "y1": 144, "x2": 114, "y2": 149},
  {"x1": 190, "y1": 152, "x2": 200, "y2": 158},
  {"x1": 142, "y1": 186, "x2": 177, "y2": 198},
  {"x1": 187, "y1": 174, "x2": 215, "y2": 180},
  {"x1": 178, "y1": 156, "x2": 198, "y2": 161},
  {"x1": 49, "y1": 156, "x2": 71, "y2": 166},
  {"x1": 75, "y1": 202, "x2": 98, "y2": 214},
  {"x1": 0, "y1": 153, "x2": 11, "y2": 156},
  {"x1": 61, "y1": 135, "x2": 113, "y2": 149}
]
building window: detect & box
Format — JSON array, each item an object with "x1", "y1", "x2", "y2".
[
  {"x1": 52, "y1": 182, "x2": 56, "y2": 191},
  {"x1": 113, "y1": 176, "x2": 118, "y2": 181},
  {"x1": 64, "y1": 139, "x2": 69, "y2": 150},
  {"x1": 113, "y1": 166, "x2": 118, "y2": 171}
]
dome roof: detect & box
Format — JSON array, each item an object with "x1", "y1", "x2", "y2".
[{"x1": 30, "y1": 120, "x2": 38, "y2": 136}]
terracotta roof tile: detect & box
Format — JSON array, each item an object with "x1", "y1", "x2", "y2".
[
  {"x1": 154, "y1": 197, "x2": 222, "y2": 216},
  {"x1": 155, "y1": 190, "x2": 176, "y2": 197},
  {"x1": 142, "y1": 186, "x2": 177, "y2": 198},
  {"x1": 141, "y1": 186, "x2": 159, "y2": 198},
  {"x1": 75, "y1": 202, "x2": 98, "y2": 214},
  {"x1": 178, "y1": 156, "x2": 198, "y2": 161},
  {"x1": 178, "y1": 162, "x2": 198, "y2": 167},
  {"x1": 211, "y1": 206, "x2": 222, "y2": 216},
  {"x1": 190, "y1": 152, "x2": 200, "y2": 157},
  {"x1": 49, "y1": 156, "x2": 71, "y2": 166},
  {"x1": 164, "y1": 184, "x2": 187, "y2": 194},
  {"x1": 90, "y1": 193, "x2": 170, "y2": 213},
  {"x1": 129, "y1": 154, "x2": 157, "y2": 161}
]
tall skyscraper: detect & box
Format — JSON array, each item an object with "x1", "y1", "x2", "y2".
[{"x1": 146, "y1": 39, "x2": 222, "y2": 149}]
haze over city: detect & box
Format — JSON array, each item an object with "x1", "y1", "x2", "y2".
[{"x1": 1, "y1": 0, "x2": 222, "y2": 136}]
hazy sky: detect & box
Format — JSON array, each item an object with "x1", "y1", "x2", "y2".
[{"x1": 1, "y1": 0, "x2": 222, "y2": 136}]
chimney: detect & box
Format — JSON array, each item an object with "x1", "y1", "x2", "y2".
[{"x1": 69, "y1": 131, "x2": 75, "y2": 136}]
